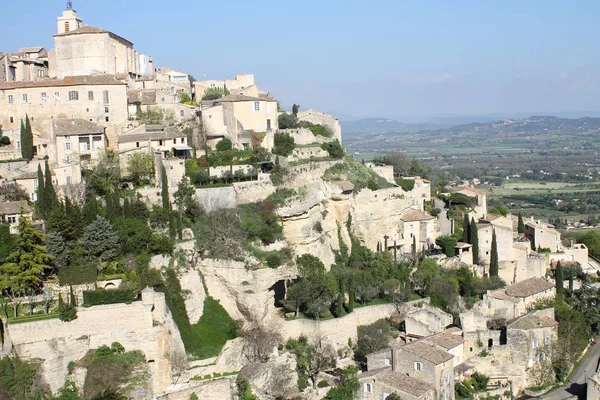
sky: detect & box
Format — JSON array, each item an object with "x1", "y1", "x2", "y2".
[{"x1": 1, "y1": 0, "x2": 599, "y2": 121}]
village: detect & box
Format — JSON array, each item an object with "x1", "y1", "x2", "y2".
[{"x1": 1, "y1": 3, "x2": 600, "y2": 400}]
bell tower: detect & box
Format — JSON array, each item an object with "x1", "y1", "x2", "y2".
[{"x1": 57, "y1": 1, "x2": 82, "y2": 34}]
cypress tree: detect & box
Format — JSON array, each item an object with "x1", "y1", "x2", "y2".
[
  {"x1": 490, "y1": 229, "x2": 499, "y2": 277},
  {"x1": 169, "y1": 213, "x2": 176, "y2": 239},
  {"x1": 123, "y1": 197, "x2": 131, "y2": 218},
  {"x1": 518, "y1": 212, "x2": 525, "y2": 234},
  {"x1": 44, "y1": 161, "x2": 58, "y2": 210},
  {"x1": 412, "y1": 236, "x2": 417, "y2": 256},
  {"x1": 463, "y1": 213, "x2": 470, "y2": 243},
  {"x1": 470, "y1": 218, "x2": 480, "y2": 265},
  {"x1": 20, "y1": 118, "x2": 34, "y2": 160},
  {"x1": 84, "y1": 192, "x2": 99, "y2": 224},
  {"x1": 555, "y1": 261, "x2": 564, "y2": 298},
  {"x1": 161, "y1": 163, "x2": 169, "y2": 210},
  {"x1": 35, "y1": 164, "x2": 46, "y2": 218}
]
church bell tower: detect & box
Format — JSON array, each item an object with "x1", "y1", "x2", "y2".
[{"x1": 57, "y1": 1, "x2": 83, "y2": 34}]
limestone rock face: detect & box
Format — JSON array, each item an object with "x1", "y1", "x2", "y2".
[
  {"x1": 214, "y1": 337, "x2": 247, "y2": 373},
  {"x1": 179, "y1": 269, "x2": 206, "y2": 324},
  {"x1": 238, "y1": 352, "x2": 298, "y2": 400}
]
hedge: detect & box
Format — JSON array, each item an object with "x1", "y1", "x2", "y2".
[
  {"x1": 58, "y1": 264, "x2": 97, "y2": 286},
  {"x1": 82, "y1": 289, "x2": 139, "y2": 307}
]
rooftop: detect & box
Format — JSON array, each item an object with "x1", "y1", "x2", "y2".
[
  {"x1": 216, "y1": 94, "x2": 264, "y2": 103},
  {"x1": 401, "y1": 209, "x2": 435, "y2": 222},
  {"x1": 18, "y1": 47, "x2": 45, "y2": 54},
  {"x1": 400, "y1": 341, "x2": 454, "y2": 364},
  {"x1": 508, "y1": 312, "x2": 558, "y2": 330},
  {"x1": 118, "y1": 125, "x2": 185, "y2": 144},
  {"x1": 54, "y1": 25, "x2": 133, "y2": 47},
  {"x1": 505, "y1": 278, "x2": 554, "y2": 298},
  {"x1": 452, "y1": 186, "x2": 487, "y2": 196},
  {"x1": 426, "y1": 332, "x2": 464, "y2": 350},
  {"x1": 455, "y1": 242, "x2": 473, "y2": 249},
  {"x1": 360, "y1": 368, "x2": 435, "y2": 397},
  {"x1": 0, "y1": 75, "x2": 126, "y2": 90},
  {"x1": 53, "y1": 119, "x2": 104, "y2": 136},
  {"x1": 0, "y1": 201, "x2": 32, "y2": 215}
]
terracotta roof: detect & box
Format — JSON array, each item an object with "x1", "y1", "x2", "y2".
[
  {"x1": 360, "y1": 368, "x2": 435, "y2": 397},
  {"x1": 18, "y1": 47, "x2": 45, "y2": 53},
  {"x1": 400, "y1": 341, "x2": 453, "y2": 364},
  {"x1": 53, "y1": 119, "x2": 104, "y2": 136},
  {"x1": 0, "y1": 75, "x2": 126, "y2": 90},
  {"x1": 505, "y1": 278, "x2": 554, "y2": 298},
  {"x1": 0, "y1": 201, "x2": 31, "y2": 215},
  {"x1": 549, "y1": 260, "x2": 579, "y2": 269},
  {"x1": 480, "y1": 214, "x2": 502, "y2": 222},
  {"x1": 401, "y1": 209, "x2": 435, "y2": 222},
  {"x1": 488, "y1": 289, "x2": 521, "y2": 303},
  {"x1": 525, "y1": 221, "x2": 561, "y2": 236},
  {"x1": 118, "y1": 125, "x2": 185, "y2": 144},
  {"x1": 426, "y1": 332, "x2": 464, "y2": 350},
  {"x1": 54, "y1": 25, "x2": 133, "y2": 47},
  {"x1": 508, "y1": 313, "x2": 558, "y2": 330},
  {"x1": 452, "y1": 187, "x2": 487, "y2": 196},
  {"x1": 216, "y1": 94, "x2": 263, "y2": 102}
]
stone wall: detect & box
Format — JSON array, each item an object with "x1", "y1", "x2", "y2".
[
  {"x1": 5, "y1": 288, "x2": 185, "y2": 396},
  {"x1": 279, "y1": 128, "x2": 332, "y2": 146},
  {"x1": 156, "y1": 377, "x2": 235, "y2": 400},
  {"x1": 195, "y1": 186, "x2": 236, "y2": 212},
  {"x1": 232, "y1": 180, "x2": 276, "y2": 204}
]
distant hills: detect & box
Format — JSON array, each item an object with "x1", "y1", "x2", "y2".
[{"x1": 340, "y1": 118, "x2": 444, "y2": 138}]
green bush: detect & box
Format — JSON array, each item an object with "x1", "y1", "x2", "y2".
[
  {"x1": 0, "y1": 136, "x2": 10, "y2": 146},
  {"x1": 95, "y1": 345, "x2": 113, "y2": 358},
  {"x1": 308, "y1": 124, "x2": 333, "y2": 137},
  {"x1": 238, "y1": 201, "x2": 283, "y2": 245},
  {"x1": 82, "y1": 289, "x2": 139, "y2": 307},
  {"x1": 265, "y1": 253, "x2": 282, "y2": 268},
  {"x1": 321, "y1": 140, "x2": 345, "y2": 159},
  {"x1": 395, "y1": 178, "x2": 415, "y2": 192},
  {"x1": 324, "y1": 157, "x2": 394, "y2": 192},
  {"x1": 216, "y1": 138, "x2": 233, "y2": 152},
  {"x1": 278, "y1": 113, "x2": 298, "y2": 129},
  {"x1": 59, "y1": 295, "x2": 78, "y2": 322},
  {"x1": 317, "y1": 380, "x2": 330, "y2": 388},
  {"x1": 58, "y1": 264, "x2": 97, "y2": 286},
  {"x1": 273, "y1": 132, "x2": 295, "y2": 156}
]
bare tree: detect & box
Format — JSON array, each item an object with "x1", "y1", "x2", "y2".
[
  {"x1": 170, "y1": 349, "x2": 189, "y2": 384},
  {"x1": 242, "y1": 321, "x2": 283, "y2": 363}
]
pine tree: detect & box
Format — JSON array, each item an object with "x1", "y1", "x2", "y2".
[
  {"x1": 35, "y1": 164, "x2": 46, "y2": 218},
  {"x1": 470, "y1": 218, "x2": 479, "y2": 265},
  {"x1": 20, "y1": 115, "x2": 34, "y2": 160},
  {"x1": 0, "y1": 217, "x2": 53, "y2": 317},
  {"x1": 81, "y1": 215, "x2": 120, "y2": 262},
  {"x1": 518, "y1": 212, "x2": 525, "y2": 234},
  {"x1": 490, "y1": 229, "x2": 499, "y2": 277},
  {"x1": 463, "y1": 213, "x2": 470, "y2": 243},
  {"x1": 555, "y1": 261, "x2": 564, "y2": 298},
  {"x1": 44, "y1": 161, "x2": 58, "y2": 210}
]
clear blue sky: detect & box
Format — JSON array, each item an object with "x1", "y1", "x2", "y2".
[{"x1": 1, "y1": 1, "x2": 599, "y2": 120}]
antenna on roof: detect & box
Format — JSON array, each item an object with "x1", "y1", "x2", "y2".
[{"x1": 66, "y1": 1, "x2": 73, "y2": 10}]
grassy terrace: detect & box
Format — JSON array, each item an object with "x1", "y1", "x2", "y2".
[{"x1": 7, "y1": 313, "x2": 59, "y2": 324}]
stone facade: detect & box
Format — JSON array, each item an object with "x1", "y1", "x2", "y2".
[
  {"x1": 525, "y1": 218, "x2": 562, "y2": 252},
  {"x1": 297, "y1": 109, "x2": 342, "y2": 143}
]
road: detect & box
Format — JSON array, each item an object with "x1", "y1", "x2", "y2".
[
  {"x1": 433, "y1": 197, "x2": 452, "y2": 236},
  {"x1": 541, "y1": 340, "x2": 600, "y2": 400}
]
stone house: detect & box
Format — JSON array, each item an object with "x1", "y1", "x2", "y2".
[
  {"x1": 362, "y1": 338, "x2": 456, "y2": 400},
  {"x1": 404, "y1": 177, "x2": 432, "y2": 211},
  {"x1": 0, "y1": 47, "x2": 48, "y2": 83},
  {"x1": 452, "y1": 187, "x2": 487, "y2": 219},
  {"x1": 193, "y1": 74, "x2": 255, "y2": 99},
  {"x1": 297, "y1": 109, "x2": 342, "y2": 143},
  {"x1": 399, "y1": 209, "x2": 437, "y2": 253},
  {"x1": 13, "y1": 162, "x2": 82, "y2": 202},
  {"x1": 476, "y1": 215, "x2": 514, "y2": 269},
  {"x1": 0, "y1": 201, "x2": 32, "y2": 234},
  {"x1": 455, "y1": 242, "x2": 473, "y2": 265},
  {"x1": 525, "y1": 218, "x2": 562, "y2": 252},
  {"x1": 52, "y1": 119, "x2": 107, "y2": 168},
  {"x1": 506, "y1": 308, "x2": 558, "y2": 368},
  {"x1": 399, "y1": 303, "x2": 454, "y2": 339}
]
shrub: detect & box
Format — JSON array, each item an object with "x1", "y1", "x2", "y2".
[
  {"x1": 395, "y1": 177, "x2": 416, "y2": 191},
  {"x1": 265, "y1": 253, "x2": 282, "y2": 268},
  {"x1": 308, "y1": 124, "x2": 333, "y2": 137},
  {"x1": 59, "y1": 295, "x2": 78, "y2": 322},
  {"x1": 273, "y1": 132, "x2": 295, "y2": 156},
  {"x1": 321, "y1": 140, "x2": 345, "y2": 159},
  {"x1": 278, "y1": 113, "x2": 298, "y2": 129},
  {"x1": 111, "y1": 342, "x2": 125, "y2": 354},
  {"x1": 82, "y1": 288, "x2": 139, "y2": 307},
  {"x1": 58, "y1": 264, "x2": 97, "y2": 286},
  {"x1": 0, "y1": 136, "x2": 10, "y2": 146},
  {"x1": 95, "y1": 345, "x2": 113, "y2": 358},
  {"x1": 317, "y1": 380, "x2": 330, "y2": 388},
  {"x1": 215, "y1": 138, "x2": 233, "y2": 152}
]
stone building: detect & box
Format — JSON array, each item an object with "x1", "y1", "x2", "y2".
[
  {"x1": 452, "y1": 187, "x2": 487, "y2": 219},
  {"x1": 362, "y1": 338, "x2": 456, "y2": 400},
  {"x1": 0, "y1": 201, "x2": 32, "y2": 234},
  {"x1": 0, "y1": 47, "x2": 49, "y2": 83},
  {"x1": 48, "y1": 4, "x2": 152, "y2": 80},
  {"x1": 525, "y1": 218, "x2": 562, "y2": 252},
  {"x1": 506, "y1": 308, "x2": 558, "y2": 368},
  {"x1": 193, "y1": 73, "x2": 255, "y2": 99},
  {"x1": 52, "y1": 119, "x2": 107, "y2": 168},
  {"x1": 405, "y1": 177, "x2": 432, "y2": 211},
  {"x1": 399, "y1": 209, "x2": 437, "y2": 253},
  {"x1": 297, "y1": 109, "x2": 343, "y2": 143},
  {"x1": 476, "y1": 214, "x2": 514, "y2": 268}
]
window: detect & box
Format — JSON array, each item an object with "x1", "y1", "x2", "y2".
[
  {"x1": 136, "y1": 142, "x2": 140, "y2": 148},
  {"x1": 88, "y1": 91, "x2": 94, "y2": 100},
  {"x1": 103, "y1": 90, "x2": 109, "y2": 104},
  {"x1": 22, "y1": 94, "x2": 28, "y2": 103},
  {"x1": 66, "y1": 176, "x2": 72, "y2": 185},
  {"x1": 64, "y1": 142, "x2": 72, "y2": 151},
  {"x1": 7, "y1": 216, "x2": 17, "y2": 224},
  {"x1": 532, "y1": 340, "x2": 539, "y2": 349},
  {"x1": 180, "y1": 110, "x2": 184, "y2": 117},
  {"x1": 33, "y1": 179, "x2": 39, "y2": 188},
  {"x1": 254, "y1": 101, "x2": 260, "y2": 111},
  {"x1": 41, "y1": 92, "x2": 47, "y2": 102},
  {"x1": 104, "y1": 107, "x2": 109, "y2": 113},
  {"x1": 30, "y1": 193, "x2": 37, "y2": 202},
  {"x1": 170, "y1": 86, "x2": 175, "y2": 95},
  {"x1": 37, "y1": 70, "x2": 45, "y2": 78},
  {"x1": 181, "y1": 138, "x2": 185, "y2": 143},
  {"x1": 54, "y1": 92, "x2": 60, "y2": 101},
  {"x1": 9, "y1": 116, "x2": 14, "y2": 123},
  {"x1": 68, "y1": 91, "x2": 79, "y2": 100},
  {"x1": 159, "y1": 140, "x2": 164, "y2": 146},
  {"x1": 414, "y1": 362, "x2": 422, "y2": 371},
  {"x1": 384, "y1": 358, "x2": 390, "y2": 366},
  {"x1": 105, "y1": 116, "x2": 109, "y2": 122},
  {"x1": 65, "y1": 155, "x2": 72, "y2": 163},
  {"x1": 161, "y1": 98, "x2": 165, "y2": 103},
  {"x1": 539, "y1": 353, "x2": 546, "y2": 362},
  {"x1": 544, "y1": 337, "x2": 550, "y2": 345},
  {"x1": 7, "y1": 95, "x2": 13, "y2": 104},
  {"x1": 364, "y1": 383, "x2": 372, "y2": 393},
  {"x1": 65, "y1": 21, "x2": 70, "y2": 32}
]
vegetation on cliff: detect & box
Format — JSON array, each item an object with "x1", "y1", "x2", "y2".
[{"x1": 323, "y1": 157, "x2": 393, "y2": 191}]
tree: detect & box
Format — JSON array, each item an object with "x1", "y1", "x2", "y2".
[
  {"x1": 356, "y1": 319, "x2": 395, "y2": 364},
  {"x1": 463, "y1": 213, "x2": 470, "y2": 243},
  {"x1": 411, "y1": 258, "x2": 440, "y2": 296},
  {"x1": 278, "y1": 113, "x2": 298, "y2": 129},
  {"x1": 174, "y1": 176, "x2": 202, "y2": 223},
  {"x1": 161, "y1": 163, "x2": 170, "y2": 210},
  {"x1": 518, "y1": 212, "x2": 525, "y2": 234},
  {"x1": 436, "y1": 235, "x2": 458, "y2": 257},
  {"x1": 470, "y1": 218, "x2": 479, "y2": 264},
  {"x1": 44, "y1": 160, "x2": 58, "y2": 210},
  {"x1": 242, "y1": 322, "x2": 283, "y2": 363},
  {"x1": 0, "y1": 217, "x2": 53, "y2": 317},
  {"x1": 292, "y1": 104, "x2": 300, "y2": 116},
  {"x1": 489, "y1": 229, "x2": 499, "y2": 277},
  {"x1": 81, "y1": 216, "x2": 120, "y2": 263},
  {"x1": 0, "y1": 183, "x2": 28, "y2": 202},
  {"x1": 46, "y1": 231, "x2": 67, "y2": 267},
  {"x1": 216, "y1": 138, "x2": 233, "y2": 152},
  {"x1": 126, "y1": 152, "x2": 155, "y2": 185},
  {"x1": 20, "y1": 115, "x2": 34, "y2": 160},
  {"x1": 555, "y1": 261, "x2": 564, "y2": 298},
  {"x1": 273, "y1": 132, "x2": 295, "y2": 156},
  {"x1": 323, "y1": 366, "x2": 360, "y2": 400},
  {"x1": 35, "y1": 164, "x2": 46, "y2": 218},
  {"x1": 321, "y1": 140, "x2": 345, "y2": 159},
  {"x1": 170, "y1": 349, "x2": 188, "y2": 385}
]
